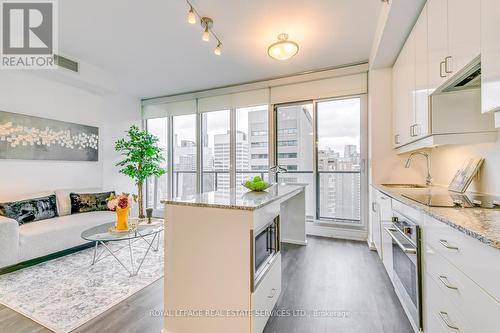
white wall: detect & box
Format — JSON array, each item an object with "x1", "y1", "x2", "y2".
[
  {"x1": 0, "y1": 71, "x2": 140, "y2": 201},
  {"x1": 368, "y1": 68, "x2": 427, "y2": 186},
  {"x1": 428, "y1": 138, "x2": 500, "y2": 195}
]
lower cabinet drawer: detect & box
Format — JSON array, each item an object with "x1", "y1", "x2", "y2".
[
  {"x1": 251, "y1": 254, "x2": 281, "y2": 333},
  {"x1": 425, "y1": 271, "x2": 473, "y2": 333},
  {"x1": 424, "y1": 245, "x2": 500, "y2": 332},
  {"x1": 423, "y1": 214, "x2": 500, "y2": 302}
]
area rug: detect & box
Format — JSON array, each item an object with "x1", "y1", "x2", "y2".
[{"x1": 0, "y1": 235, "x2": 164, "y2": 333}]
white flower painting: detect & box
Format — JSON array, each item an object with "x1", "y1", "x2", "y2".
[{"x1": 0, "y1": 111, "x2": 99, "y2": 161}]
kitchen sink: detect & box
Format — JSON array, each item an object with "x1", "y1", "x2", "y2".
[{"x1": 381, "y1": 183, "x2": 429, "y2": 189}]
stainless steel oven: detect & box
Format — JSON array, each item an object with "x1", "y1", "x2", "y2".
[
  {"x1": 251, "y1": 215, "x2": 280, "y2": 291},
  {"x1": 385, "y1": 212, "x2": 423, "y2": 332}
]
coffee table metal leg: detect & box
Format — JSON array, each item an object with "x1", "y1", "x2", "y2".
[
  {"x1": 128, "y1": 238, "x2": 135, "y2": 275},
  {"x1": 133, "y1": 232, "x2": 158, "y2": 276},
  {"x1": 91, "y1": 241, "x2": 98, "y2": 265},
  {"x1": 100, "y1": 241, "x2": 133, "y2": 276}
]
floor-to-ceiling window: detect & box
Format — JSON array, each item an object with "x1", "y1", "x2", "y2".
[
  {"x1": 201, "y1": 110, "x2": 230, "y2": 191},
  {"x1": 316, "y1": 97, "x2": 361, "y2": 223},
  {"x1": 145, "y1": 117, "x2": 168, "y2": 210},
  {"x1": 144, "y1": 93, "x2": 365, "y2": 225},
  {"x1": 172, "y1": 114, "x2": 197, "y2": 197},
  {"x1": 236, "y1": 105, "x2": 269, "y2": 184}
]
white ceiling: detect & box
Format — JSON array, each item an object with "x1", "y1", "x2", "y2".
[{"x1": 60, "y1": 0, "x2": 381, "y2": 99}]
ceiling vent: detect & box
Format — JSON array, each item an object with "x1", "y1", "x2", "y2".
[{"x1": 54, "y1": 54, "x2": 79, "y2": 73}]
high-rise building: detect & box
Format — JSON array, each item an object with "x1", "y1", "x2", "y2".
[{"x1": 211, "y1": 130, "x2": 249, "y2": 190}]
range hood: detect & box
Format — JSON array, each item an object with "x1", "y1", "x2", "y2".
[{"x1": 433, "y1": 57, "x2": 481, "y2": 95}]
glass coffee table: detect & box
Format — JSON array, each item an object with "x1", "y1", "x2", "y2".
[{"x1": 81, "y1": 221, "x2": 163, "y2": 277}]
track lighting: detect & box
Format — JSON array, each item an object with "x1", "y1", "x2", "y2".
[
  {"x1": 186, "y1": 2, "x2": 222, "y2": 56},
  {"x1": 201, "y1": 17, "x2": 213, "y2": 42},
  {"x1": 202, "y1": 27, "x2": 210, "y2": 42},
  {"x1": 188, "y1": 6, "x2": 196, "y2": 24},
  {"x1": 214, "y1": 42, "x2": 221, "y2": 55}
]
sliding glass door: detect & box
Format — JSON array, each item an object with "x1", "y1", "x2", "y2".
[
  {"x1": 275, "y1": 103, "x2": 315, "y2": 218},
  {"x1": 274, "y1": 97, "x2": 364, "y2": 224},
  {"x1": 316, "y1": 98, "x2": 361, "y2": 222}
]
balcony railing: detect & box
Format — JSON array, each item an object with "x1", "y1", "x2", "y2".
[{"x1": 148, "y1": 169, "x2": 361, "y2": 224}]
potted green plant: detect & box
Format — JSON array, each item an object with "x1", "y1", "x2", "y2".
[{"x1": 115, "y1": 125, "x2": 165, "y2": 219}]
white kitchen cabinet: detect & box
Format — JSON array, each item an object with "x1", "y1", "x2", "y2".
[
  {"x1": 381, "y1": 221, "x2": 394, "y2": 282},
  {"x1": 393, "y1": 0, "x2": 485, "y2": 150},
  {"x1": 423, "y1": 214, "x2": 500, "y2": 303},
  {"x1": 414, "y1": 4, "x2": 429, "y2": 139},
  {"x1": 427, "y1": 0, "x2": 448, "y2": 93},
  {"x1": 371, "y1": 189, "x2": 392, "y2": 258},
  {"x1": 370, "y1": 191, "x2": 382, "y2": 259},
  {"x1": 425, "y1": 244, "x2": 500, "y2": 333},
  {"x1": 481, "y1": 0, "x2": 500, "y2": 114},
  {"x1": 392, "y1": 30, "x2": 415, "y2": 147},
  {"x1": 447, "y1": 0, "x2": 480, "y2": 76}
]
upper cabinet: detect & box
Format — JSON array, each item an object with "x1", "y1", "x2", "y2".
[
  {"x1": 427, "y1": 0, "x2": 480, "y2": 92},
  {"x1": 392, "y1": 30, "x2": 415, "y2": 147},
  {"x1": 481, "y1": 0, "x2": 500, "y2": 116},
  {"x1": 392, "y1": 0, "x2": 492, "y2": 151},
  {"x1": 448, "y1": 0, "x2": 480, "y2": 74},
  {"x1": 393, "y1": 5, "x2": 428, "y2": 147},
  {"x1": 427, "y1": 0, "x2": 448, "y2": 93}
]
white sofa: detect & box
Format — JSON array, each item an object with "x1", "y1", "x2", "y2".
[{"x1": 0, "y1": 189, "x2": 116, "y2": 269}]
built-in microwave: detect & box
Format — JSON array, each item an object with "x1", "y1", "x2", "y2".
[{"x1": 251, "y1": 215, "x2": 280, "y2": 291}]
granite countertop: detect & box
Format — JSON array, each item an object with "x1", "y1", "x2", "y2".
[
  {"x1": 161, "y1": 184, "x2": 305, "y2": 211},
  {"x1": 373, "y1": 184, "x2": 500, "y2": 250}
]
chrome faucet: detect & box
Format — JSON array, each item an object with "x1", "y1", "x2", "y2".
[
  {"x1": 269, "y1": 165, "x2": 287, "y2": 182},
  {"x1": 405, "y1": 152, "x2": 433, "y2": 186}
]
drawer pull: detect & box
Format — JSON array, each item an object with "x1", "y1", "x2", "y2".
[
  {"x1": 439, "y1": 239, "x2": 459, "y2": 250},
  {"x1": 438, "y1": 311, "x2": 459, "y2": 330},
  {"x1": 438, "y1": 275, "x2": 458, "y2": 290},
  {"x1": 267, "y1": 288, "x2": 277, "y2": 299}
]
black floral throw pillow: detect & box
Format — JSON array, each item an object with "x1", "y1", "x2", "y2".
[
  {"x1": 70, "y1": 191, "x2": 115, "y2": 214},
  {"x1": 0, "y1": 195, "x2": 58, "y2": 225}
]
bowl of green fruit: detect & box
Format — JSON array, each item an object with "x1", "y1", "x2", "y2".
[{"x1": 242, "y1": 176, "x2": 272, "y2": 192}]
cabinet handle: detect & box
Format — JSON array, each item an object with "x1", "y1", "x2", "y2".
[
  {"x1": 438, "y1": 275, "x2": 459, "y2": 290},
  {"x1": 438, "y1": 311, "x2": 459, "y2": 330},
  {"x1": 395, "y1": 134, "x2": 400, "y2": 145},
  {"x1": 440, "y1": 61, "x2": 446, "y2": 78},
  {"x1": 439, "y1": 239, "x2": 459, "y2": 250},
  {"x1": 445, "y1": 56, "x2": 453, "y2": 74},
  {"x1": 414, "y1": 124, "x2": 420, "y2": 136},
  {"x1": 267, "y1": 288, "x2": 277, "y2": 298}
]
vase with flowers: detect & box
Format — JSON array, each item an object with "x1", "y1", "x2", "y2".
[{"x1": 107, "y1": 193, "x2": 137, "y2": 231}]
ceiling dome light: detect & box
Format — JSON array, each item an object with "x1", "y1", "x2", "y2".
[
  {"x1": 267, "y1": 33, "x2": 299, "y2": 60},
  {"x1": 214, "y1": 42, "x2": 222, "y2": 55},
  {"x1": 188, "y1": 6, "x2": 196, "y2": 24}
]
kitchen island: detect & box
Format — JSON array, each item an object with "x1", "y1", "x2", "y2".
[{"x1": 162, "y1": 184, "x2": 306, "y2": 333}]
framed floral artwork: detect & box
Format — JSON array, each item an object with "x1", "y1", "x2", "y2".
[{"x1": 0, "y1": 111, "x2": 99, "y2": 161}]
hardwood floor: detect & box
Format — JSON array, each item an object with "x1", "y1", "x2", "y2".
[
  {"x1": 263, "y1": 237, "x2": 413, "y2": 333},
  {"x1": 0, "y1": 236, "x2": 412, "y2": 333}
]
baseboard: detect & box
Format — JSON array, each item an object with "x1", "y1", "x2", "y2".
[
  {"x1": 281, "y1": 238, "x2": 307, "y2": 246},
  {"x1": 0, "y1": 242, "x2": 94, "y2": 275},
  {"x1": 306, "y1": 224, "x2": 367, "y2": 242}
]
